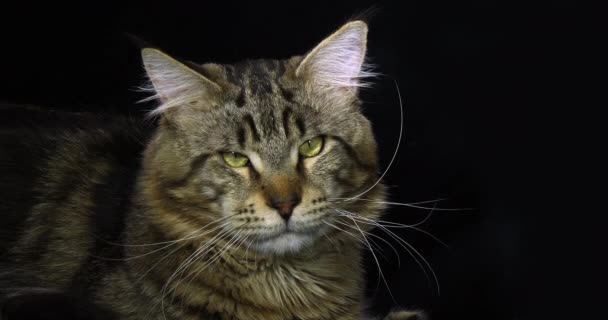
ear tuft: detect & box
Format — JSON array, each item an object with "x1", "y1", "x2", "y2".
[
  {"x1": 140, "y1": 48, "x2": 221, "y2": 115},
  {"x1": 296, "y1": 21, "x2": 375, "y2": 91}
]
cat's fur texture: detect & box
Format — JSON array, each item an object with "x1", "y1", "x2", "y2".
[{"x1": 0, "y1": 21, "x2": 425, "y2": 320}]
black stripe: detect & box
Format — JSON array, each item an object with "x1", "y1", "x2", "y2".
[
  {"x1": 0, "y1": 290, "x2": 119, "y2": 319},
  {"x1": 25, "y1": 164, "x2": 84, "y2": 262},
  {"x1": 243, "y1": 114, "x2": 260, "y2": 141},
  {"x1": 250, "y1": 63, "x2": 273, "y2": 96},
  {"x1": 163, "y1": 153, "x2": 210, "y2": 188},
  {"x1": 69, "y1": 159, "x2": 133, "y2": 295},
  {"x1": 279, "y1": 85, "x2": 295, "y2": 102},
  {"x1": 295, "y1": 116, "x2": 306, "y2": 136},
  {"x1": 331, "y1": 136, "x2": 376, "y2": 172},
  {"x1": 224, "y1": 65, "x2": 238, "y2": 85},
  {"x1": 235, "y1": 88, "x2": 245, "y2": 107},
  {"x1": 261, "y1": 108, "x2": 279, "y2": 136},
  {"x1": 282, "y1": 108, "x2": 292, "y2": 137},
  {"x1": 0, "y1": 129, "x2": 49, "y2": 256},
  {"x1": 237, "y1": 126, "x2": 246, "y2": 147},
  {"x1": 68, "y1": 133, "x2": 143, "y2": 295},
  {"x1": 275, "y1": 61, "x2": 295, "y2": 103}
]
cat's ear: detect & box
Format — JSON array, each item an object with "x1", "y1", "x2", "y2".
[
  {"x1": 141, "y1": 48, "x2": 222, "y2": 115},
  {"x1": 295, "y1": 20, "x2": 372, "y2": 97}
]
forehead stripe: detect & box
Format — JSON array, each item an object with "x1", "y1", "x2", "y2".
[
  {"x1": 295, "y1": 116, "x2": 306, "y2": 136},
  {"x1": 243, "y1": 114, "x2": 260, "y2": 142},
  {"x1": 237, "y1": 126, "x2": 246, "y2": 147},
  {"x1": 235, "y1": 88, "x2": 245, "y2": 107},
  {"x1": 282, "y1": 107, "x2": 292, "y2": 138}
]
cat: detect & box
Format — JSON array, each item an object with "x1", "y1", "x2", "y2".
[{"x1": 0, "y1": 21, "x2": 426, "y2": 320}]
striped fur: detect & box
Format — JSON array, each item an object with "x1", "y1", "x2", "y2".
[{"x1": 0, "y1": 21, "x2": 423, "y2": 320}]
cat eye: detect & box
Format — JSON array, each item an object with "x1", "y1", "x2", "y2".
[
  {"x1": 222, "y1": 152, "x2": 250, "y2": 167},
  {"x1": 298, "y1": 136, "x2": 324, "y2": 158}
]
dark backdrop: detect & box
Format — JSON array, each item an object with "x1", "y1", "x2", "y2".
[{"x1": 1, "y1": 1, "x2": 579, "y2": 319}]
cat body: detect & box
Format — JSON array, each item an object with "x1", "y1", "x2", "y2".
[
  {"x1": 0, "y1": 21, "x2": 423, "y2": 320},
  {"x1": 0, "y1": 109, "x2": 368, "y2": 319}
]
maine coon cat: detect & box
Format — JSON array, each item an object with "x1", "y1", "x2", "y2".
[{"x1": 0, "y1": 21, "x2": 425, "y2": 319}]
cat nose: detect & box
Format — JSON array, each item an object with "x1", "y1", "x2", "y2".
[{"x1": 268, "y1": 193, "x2": 301, "y2": 221}]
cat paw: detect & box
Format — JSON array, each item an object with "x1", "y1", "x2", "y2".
[{"x1": 383, "y1": 309, "x2": 428, "y2": 320}]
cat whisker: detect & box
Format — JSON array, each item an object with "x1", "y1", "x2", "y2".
[
  {"x1": 243, "y1": 232, "x2": 262, "y2": 266},
  {"x1": 171, "y1": 236, "x2": 235, "y2": 308},
  {"x1": 347, "y1": 216, "x2": 398, "y2": 305},
  {"x1": 322, "y1": 221, "x2": 366, "y2": 247},
  {"x1": 345, "y1": 212, "x2": 433, "y2": 292},
  {"x1": 96, "y1": 213, "x2": 238, "y2": 248},
  {"x1": 321, "y1": 228, "x2": 341, "y2": 254},
  {"x1": 336, "y1": 204, "x2": 449, "y2": 248},
  {"x1": 137, "y1": 221, "x2": 233, "y2": 281},
  {"x1": 161, "y1": 226, "x2": 248, "y2": 315},
  {"x1": 338, "y1": 209, "x2": 441, "y2": 295},
  {"x1": 331, "y1": 197, "x2": 475, "y2": 211},
  {"x1": 144, "y1": 228, "x2": 233, "y2": 319},
  {"x1": 165, "y1": 227, "x2": 235, "y2": 290},
  {"x1": 157, "y1": 228, "x2": 236, "y2": 320},
  {"x1": 329, "y1": 197, "x2": 447, "y2": 206},
  {"x1": 168, "y1": 230, "x2": 228, "y2": 292},
  {"x1": 333, "y1": 219, "x2": 401, "y2": 267},
  {"x1": 324, "y1": 219, "x2": 390, "y2": 294},
  {"x1": 175, "y1": 230, "x2": 247, "y2": 307},
  {"x1": 91, "y1": 217, "x2": 237, "y2": 264},
  {"x1": 90, "y1": 242, "x2": 175, "y2": 262},
  {"x1": 338, "y1": 80, "x2": 404, "y2": 202},
  {"x1": 333, "y1": 219, "x2": 388, "y2": 256}
]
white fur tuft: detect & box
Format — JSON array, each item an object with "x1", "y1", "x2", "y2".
[
  {"x1": 297, "y1": 21, "x2": 376, "y2": 89},
  {"x1": 140, "y1": 48, "x2": 220, "y2": 116}
]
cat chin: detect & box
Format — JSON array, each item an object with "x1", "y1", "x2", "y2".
[{"x1": 252, "y1": 232, "x2": 316, "y2": 255}]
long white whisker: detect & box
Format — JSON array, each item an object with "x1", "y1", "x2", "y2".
[
  {"x1": 336, "y1": 208, "x2": 440, "y2": 295},
  {"x1": 167, "y1": 227, "x2": 235, "y2": 294},
  {"x1": 92, "y1": 216, "x2": 238, "y2": 264},
  {"x1": 323, "y1": 221, "x2": 365, "y2": 245},
  {"x1": 169, "y1": 229, "x2": 230, "y2": 295},
  {"x1": 341, "y1": 80, "x2": 404, "y2": 202},
  {"x1": 137, "y1": 221, "x2": 232, "y2": 282},
  {"x1": 337, "y1": 205, "x2": 448, "y2": 248},
  {"x1": 159, "y1": 227, "x2": 237, "y2": 319},
  {"x1": 329, "y1": 197, "x2": 447, "y2": 206},
  {"x1": 333, "y1": 219, "x2": 391, "y2": 260},
  {"x1": 145, "y1": 226, "x2": 236, "y2": 318},
  {"x1": 348, "y1": 216, "x2": 397, "y2": 304},
  {"x1": 177, "y1": 230, "x2": 245, "y2": 299},
  {"x1": 97, "y1": 213, "x2": 238, "y2": 248},
  {"x1": 332, "y1": 197, "x2": 474, "y2": 211},
  {"x1": 363, "y1": 216, "x2": 440, "y2": 295},
  {"x1": 320, "y1": 224, "x2": 341, "y2": 254}
]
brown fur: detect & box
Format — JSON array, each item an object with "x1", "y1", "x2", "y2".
[{"x1": 0, "y1": 21, "x2": 426, "y2": 320}]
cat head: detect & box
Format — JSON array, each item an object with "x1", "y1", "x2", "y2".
[{"x1": 141, "y1": 21, "x2": 385, "y2": 255}]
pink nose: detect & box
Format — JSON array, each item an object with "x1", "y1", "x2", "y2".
[{"x1": 268, "y1": 194, "x2": 301, "y2": 221}]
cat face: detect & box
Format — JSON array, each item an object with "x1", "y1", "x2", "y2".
[{"x1": 142, "y1": 21, "x2": 384, "y2": 254}]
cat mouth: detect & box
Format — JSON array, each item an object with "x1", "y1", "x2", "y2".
[
  {"x1": 247, "y1": 223, "x2": 328, "y2": 254},
  {"x1": 252, "y1": 231, "x2": 316, "y2": 254},
  {"x1": 258, "y1": 223, "x2": 322, "y2": 239}
]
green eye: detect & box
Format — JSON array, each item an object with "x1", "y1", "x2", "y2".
[
  {"x1": 222, "y1": 152, "x2": 249, "y2": 167},
  {"x1": 299, "y1": 136, "x2": 324, "y2": 158}
]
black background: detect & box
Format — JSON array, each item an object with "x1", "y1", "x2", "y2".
[{"x1": 0, "y1": 1, "x2": 581, "y2": 319}]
